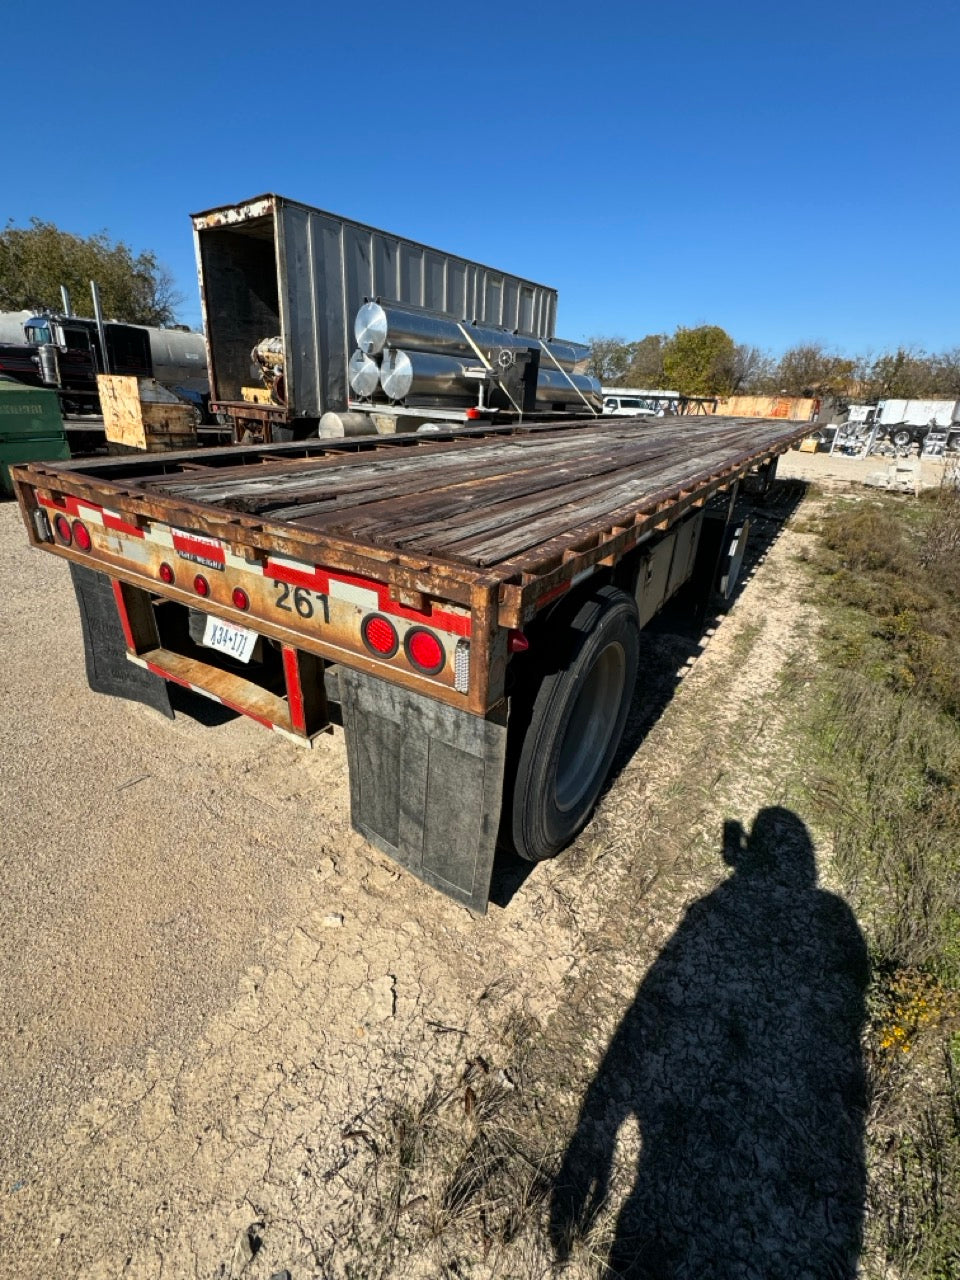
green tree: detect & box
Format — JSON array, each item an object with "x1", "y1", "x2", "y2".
[
  {"x1": 624, "y1": 333, "x2": 667, "y2": 387},
  {"x1": 661, "y1": 325, "x2": 737, "y2": 396},
  {"x1": 587, "y1": 336, "x2": 636, "y2": 384},
  {"x1": 0, "y1": 218, "x2": 182, "y2": 326}
]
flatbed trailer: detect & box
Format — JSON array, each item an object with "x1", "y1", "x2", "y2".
[{"x1": 12, "y1": 415, "x2": 806, "y2": 910}]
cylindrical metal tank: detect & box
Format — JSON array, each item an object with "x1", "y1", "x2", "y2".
[
  {"x1": 348, "y1": 349, "x2": 380, "y2": 398},
  {"x1": 356, "y1": 303, "x2": 468, "y2": 358},
  {"x1": 356, "y1": 301, "x2": 588, "y2": 371},
  {"x1": 379, "y1": 350, "x2": 478, "y2": 402},
  {"x1": 537, "y1": 338, "x2": 591, "y2": 372},
  {"x1": 535, "y1": 368, "x2": 602, "y2": 406},
  {"x1": 318, "y1": 410, "x2": 379, "y2": 437},
  {"x1": 145, "y1": 326, "x2": 209, "y2": 398},
  {"x1": 0, "y1": 311, "x2": 33, "y2": 346}
]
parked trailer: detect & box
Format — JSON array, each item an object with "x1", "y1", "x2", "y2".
[
  {"x1": 0, "y1": 310, "x2": 209, "y2": 418},
  {"x1": 12, "y1": 414, "x2": 805, "y2": 911},
  {"x1": 195, "y1": 194, "x2": 556, "y2": 435},
  {"x1": 876, "y1": 399, "x2": 960, "y2": 449}
]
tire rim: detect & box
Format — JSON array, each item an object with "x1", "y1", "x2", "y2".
[{"x1": 555, "y1": 642, "x2": 627, "y2": 812}]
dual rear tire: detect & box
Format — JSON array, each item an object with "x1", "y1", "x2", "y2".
[{"x1": 506, "y1": 585, "x2": 640, "y2": 862}]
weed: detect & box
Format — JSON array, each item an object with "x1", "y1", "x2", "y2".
[{"x1": 335, "y1": 1012, "x2": 560, "y2": 1276}]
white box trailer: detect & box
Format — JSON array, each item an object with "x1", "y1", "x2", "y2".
[{"x1": 877, "y1": 398, "x2": 960, "y2": 448}]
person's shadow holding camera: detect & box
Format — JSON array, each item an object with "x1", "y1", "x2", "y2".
[{"x1": 551, "y1": 808, "x2": 869, "y2": 1278}]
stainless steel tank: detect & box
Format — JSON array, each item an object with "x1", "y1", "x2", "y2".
[
  {"x1": 348, "y1": 350, "x2": 381, "y2": 398},
  {"x1": 379, "y1": 350, "x2": 479, "y2": 402},
  {"x1": 318, "y1": 409, "x2": 379, "y2": 437},
  {"x1": 355, "y1": 302, "x2": 468, "y2": 358},
  {"x1": 356, "y1": 302, "x2": 588, "y2": 371},
  {"x1": 535, "y1": 368, "x2": 602, "y2": 406}
]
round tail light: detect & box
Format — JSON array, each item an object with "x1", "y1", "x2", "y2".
[
  {"x1": 405, "y1": 627, "x2": 445, "y2": 675},
  {"x1": 159, "y1": 562, "x2": 175, "y2": 585},
  {"x1": 54, "y1": 513, "x2": 72, "y2": 544},
  {"x1": 232, "y1": 587, "x2": 250, "y2": 611},
  {"x1": 194, "y1": 574, "x2": 210, "y2": 597},
  {"x1": 72, "y1": 520, "x2": 92, "y2": 551},
  {"x1": 361, "y1": 613, "x2": 399, "y2": 658}
]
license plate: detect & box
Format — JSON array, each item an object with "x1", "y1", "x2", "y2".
[{"x1": 201, "y1": 615, "x2": 258, "y2": 663}]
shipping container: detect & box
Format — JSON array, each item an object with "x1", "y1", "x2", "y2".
[{"x1": 192, "y1": 194, "x2": 558, "y2": 429}]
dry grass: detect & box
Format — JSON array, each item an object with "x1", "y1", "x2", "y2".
[
  {"x1": 800, "y1": 485, "x2": 960, "y2": 1279},
  {"x1": 335, "y1": 1011, "x2": 561, "y2": 1278}
]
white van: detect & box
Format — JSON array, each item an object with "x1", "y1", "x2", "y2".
[{"x1": 601, "y1": 388, "x2": 680, "y2": 417}]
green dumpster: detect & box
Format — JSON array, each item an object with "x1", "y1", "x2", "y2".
[{"x1": 0, "y1": 380, "x2": 71, "y2": 497}]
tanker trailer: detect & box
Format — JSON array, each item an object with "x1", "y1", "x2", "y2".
[{"x1": 143, "y1": 326, "x2": 209, "y2": 413}]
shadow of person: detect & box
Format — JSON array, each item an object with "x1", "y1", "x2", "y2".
[{"x1": 550, "y1": 808, "x2": 869, "y2": 1279}]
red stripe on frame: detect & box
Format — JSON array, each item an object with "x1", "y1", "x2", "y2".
[
  {"x1": 38, "y1": 492, "x2": 86, "y2": 517},
  {"x1": 110, "y1": 580, "x2": 137, "y2": 650},
  {"x1": 322, "y1": 567, "x2": 472, "y2": 636},
  {"x1": 263, "y1": 560, "x2": 330, "y2": 592},
  {"x1": 103, "y1": 512, "x2": 145, "y2": 538},
  {"x1": 282, "y1": 646, "x2": 306, "y2": 732},
  {"x1": 220, "y1": 698, "x2": 274, "y2": 730},
  {"x1": 146, "y1": 661, "x2": 190, "y2": 688},
  {"x1": 538, "y1": 580, "x2": 572, "y2": 608},
  {"x1": 172, "y1": 532, "x2": 225, "y2": 564}
]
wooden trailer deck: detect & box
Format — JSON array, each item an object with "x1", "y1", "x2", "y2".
[
  {"x1": 129, "y1": 416, "x2": 801, "y2": 568},
  {"x1": 16, "y1": 416, "x2": 807, "y2": 630},
  {"x1": 140, "y1": 415, "x2": 800, "y2": 558}
]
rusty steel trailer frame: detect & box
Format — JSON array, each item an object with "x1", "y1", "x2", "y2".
[{"x1": 12, "y1": 416, "x2": 806, "y2": 724}]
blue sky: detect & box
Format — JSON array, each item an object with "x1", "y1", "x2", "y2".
[{"x1": 4, "y1": 1, "x2": 957, "y2": 356}]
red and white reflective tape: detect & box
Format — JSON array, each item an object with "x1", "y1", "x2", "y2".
[
  {"x1": 38, "y1": 490, "x2": 471, "y2": 638},
  {"x1": 263, "y1": 553, "x2": 472, "y2": 637},
  {"x1": 38, "y1": 491, "x2": 145, "y2": 539},
  {"x1": 171, "y1": 529, "x2": 225, "y2": 565}
]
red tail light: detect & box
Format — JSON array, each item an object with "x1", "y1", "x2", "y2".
[
  {"x1": 54, "y1": 514, "x2": 72, "y2": 544},
  {"x1": 508, "y1": 629, "x2": 529, "y2": 653},
  {"x1": 194, "y1": 574, "x2": 210, "y2": 597},
  {"x1": 232, "y1": 587, "x2": 250, "y2": 611},
  {"x1": 159, "y1": 562, "x2": 175, "y2": 584},
  {"x1": 72, "y1": 520, "x2": 92, "y2": 551},
  {"x1": 405, "y1": 627, "x2": 445, "y2": 675},
  {"x1": 362, "y1": 613, "x2": 399, "y2": 657}
]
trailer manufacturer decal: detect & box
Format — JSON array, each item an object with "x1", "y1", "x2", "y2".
[{"x1": 172, "y1": 529, "x2": 226, "y2": 571}]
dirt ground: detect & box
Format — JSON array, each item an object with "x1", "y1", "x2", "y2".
[
  {"x1": 777, "y1": 443, "x2": 949, "y2": 490},
  {"x1": 0, "y1": 465, "x2": 855, "y2": 1278}
]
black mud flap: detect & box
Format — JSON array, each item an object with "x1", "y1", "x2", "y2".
[
  {"x1": 68, "y1": 563, "x2": 173, "y2": 718},
  {"x1": 338, "y1": 669, "x2": 507, "y2": 913}
]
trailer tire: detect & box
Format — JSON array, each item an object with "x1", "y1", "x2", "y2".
[{"x1": 508, "y1": 585, "x2": 639, "y2": 862}]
